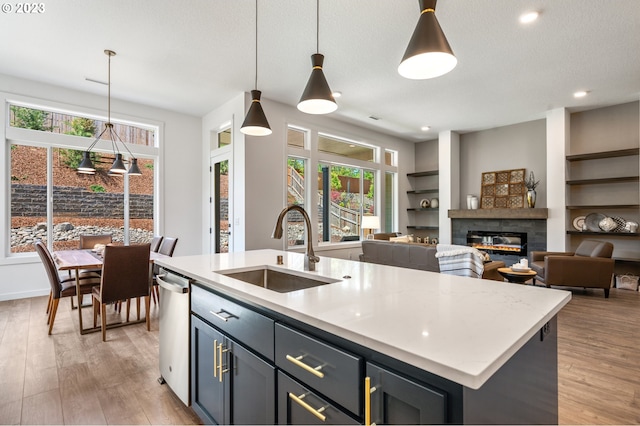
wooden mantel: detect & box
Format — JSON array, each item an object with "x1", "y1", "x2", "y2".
[{"x1": 448, "y1": 208, "x2": 548, "y2": 219}]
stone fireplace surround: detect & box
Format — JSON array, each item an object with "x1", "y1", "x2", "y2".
[{"x1": 449, "y1": 208, "x2": 548, "y2": 265}]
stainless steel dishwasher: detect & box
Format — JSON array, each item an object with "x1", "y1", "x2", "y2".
[{"x1": 157, "y1": 268, "x2": 191, "y2": 406}]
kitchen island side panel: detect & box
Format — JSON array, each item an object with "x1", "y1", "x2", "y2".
[{"x1": 463, "y1": 316, "x2": 558, "y2": 424}]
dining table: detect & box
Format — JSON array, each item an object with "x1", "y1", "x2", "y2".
[{"x1": 54, "y1": 248, "x2": 169, "y2": 335}]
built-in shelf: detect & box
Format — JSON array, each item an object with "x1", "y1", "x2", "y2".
[
  {"x1": 566, "y1": 148, "x2": 639, "y2": 161},
  {"x1": 407, "y1": 189, "x2": 439, "y2": 195},
  {"x1": 566, "y1": 204, "x2": 640, "y2": 210},
  {"x1": 566, "y1": 176, "x2": 639, "y2": 185},
  {"x1": 407, "y1": 225, "x2": 439, "y2": 230},
  {"x1": 407, "y1": 171, "x2": 439, "y2": 235},
  {"x1": 448, "y1": 208, "x2": 548, "y2": 219},
  {"x1": 407, "y1": 170, "x2": 439, "y2": 178},
  {"x1": 566, "y1": 231, "x2": 639, "y2": 237}
]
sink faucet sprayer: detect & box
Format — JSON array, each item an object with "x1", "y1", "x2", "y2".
[{"x1": 272, "y1": 205, "x2": 319, "y2": 271}]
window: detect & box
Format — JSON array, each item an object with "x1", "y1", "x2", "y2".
[
  {"x1": 318, "y1": 134, "x2": 375, "y2": 162},
  {"x1": 317, "y1": 164, "x2": 375, "y2": 243},
  {"x1": 384, "y1": 149, "x2": 397, "y2": 167},
  {"x1": 287, "y1": 127, "x2": 305, "y2": 148},
  {"x1": 8, "y1": 102, "x2": 158, "y2": 254},
  {"x1": 218, "y1": 128, "x2": 231, "y2": 148},
  {"x1": 286, "y1": 126, "x2": 394, "y2": 246},
  {"x1": 286, "y1": 157, "x2": 306, "y2": 247}
]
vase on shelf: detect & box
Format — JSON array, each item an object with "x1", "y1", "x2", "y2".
[{"x1": 526, "y1": 189, "x2": 536, "y2": 208}]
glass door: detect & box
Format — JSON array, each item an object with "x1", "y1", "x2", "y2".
[{"x1": 211, "y1": 154, "x2": 231, "y2": 253}]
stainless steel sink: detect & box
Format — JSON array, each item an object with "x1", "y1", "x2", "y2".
[{"x1": 218, "y1": 267, "x2": 339, "y2": 293}]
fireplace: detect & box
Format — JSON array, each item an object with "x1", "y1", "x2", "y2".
[{"x1": 467, "y1": 230, "x2": 528, "y2": 256}]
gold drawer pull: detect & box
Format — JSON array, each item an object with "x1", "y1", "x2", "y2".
[
  {"x1": 218, "y1": 342, "x2": 229, "y2": 382},
  {"x1": 213, "y1": 339, "x2": 218, "y2": 378},
  {"x1": 289, "y1": 392, "x2": 327, "y2": 422},
  {"x1": 286, "y1": 354, "x2": 325, "y2": 378},
  {"x1": 364, "y1": 376, "x2": 378, "y2": 426}
]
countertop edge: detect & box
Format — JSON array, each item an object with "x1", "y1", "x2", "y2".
[{"x1": 155, "y1": 251, "x2": 571, "y2": 390}]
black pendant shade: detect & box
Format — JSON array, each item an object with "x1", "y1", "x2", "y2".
[
  {"x1": 109, "y1": 153, "x2": 127, "y2": 174},
  {"x1": 398, "y1": 0, "x2": 457, "y2": 79},
  {"x1": 240, "y1": 0, "x2": 271, "y2": 137},
  {"x1": 297, "y1": 53, "x2": 337, "y2": 115},
  {"x1": 241, "y1": 90, "x2": 272, "y2": 136},
  {"x1": 127, "y1": 158, "x2": 142, "y2": 175},
  {"x1": 78, "y1": 151, "x2": 96, "y2": 173},
  {"x1": 77, "y1": 50, "x2": 141, "y2": 175}
]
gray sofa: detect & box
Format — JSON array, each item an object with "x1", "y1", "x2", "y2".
[{"x1": 360, "y1": 240, "x2": 505, "y2": 281}]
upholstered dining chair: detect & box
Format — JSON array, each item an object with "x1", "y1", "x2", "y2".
[
  {"x1": 530, "y1": 240, "x2": 615, "y2": 298},
  {"x1": 79, "y1": 234, "x2": 113, "y2": 249},
  {"x1": 150, "y1": 235, "x2": 163, "y2": 252},
  {"x1": 151, "y1": 237, "x2": 178, "y2": 305},
  {"x1": 35, "y1": 241, "x2": 101, "y2": 335},
  {"x1": 78, "y1": 233, "x2": 113, "y2": 280},
  {"x1": 158, "y1": 237, "x2": 178, "y2": 257},
  {"x1": 92, "y1": 243, "x2": 151, "y2": 342}
]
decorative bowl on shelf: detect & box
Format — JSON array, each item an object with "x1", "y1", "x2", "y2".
[
  {"x1": 585, "y1": 213, "x2": 606, "y2": 232},
  {"x1": 625, "y1": 221, "x2": 639, "y2": 233},
  {"x1": 598, "y1": 216, "x2": 617, "y2": 232},
  {"x1": 420, "y1": 199, "x2": 430, "y2": 208}
]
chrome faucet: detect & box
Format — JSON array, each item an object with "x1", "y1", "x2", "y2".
[{"x1": 272, "y1": 205, "x2": 320, "y2": 271}]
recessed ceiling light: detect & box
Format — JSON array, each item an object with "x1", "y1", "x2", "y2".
[
  {"x1": 519, "y1": 11, "x2": 539, "y2": 24},
  {"x1": 574, "y1": 90, "x2": 588, "y2": 98},
  {"x1": 332, "y1": 91, "x2": 342, "y2": 98},
  {"x1": 421, "y1": 126, "x2": 431, "y2": 132}
]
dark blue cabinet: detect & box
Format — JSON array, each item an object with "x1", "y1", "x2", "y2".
[{"x1": 191, "y1": 314, "x2": 275, "y2": 425}]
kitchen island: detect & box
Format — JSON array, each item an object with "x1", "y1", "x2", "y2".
[{"x1": 156, "y1": 249, "x2": 571, "y2": 425}]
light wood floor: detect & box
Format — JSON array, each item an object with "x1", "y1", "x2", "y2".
[
  {"x1": 0, "y1": 295, "x2": 200, "y2": 425},
  {"x1": 0, "y1": 288, "x2": 639, "y2": 425}
]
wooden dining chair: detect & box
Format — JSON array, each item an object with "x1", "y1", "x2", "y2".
[
  {"x1": 92, "y1": 243, "x2": 151, "y2": 342},
  {"x1": 35, "y1": 241, "x2": 101, "y2": 335}
]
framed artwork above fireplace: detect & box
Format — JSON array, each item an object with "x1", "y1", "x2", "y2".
[{"x1": 480, "y1": 168, "x2": 525, "y2": 209}]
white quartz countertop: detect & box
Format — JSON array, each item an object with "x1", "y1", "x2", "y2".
[{"x1": 155, "y1": 249, "x2": 571, "y2": 390}]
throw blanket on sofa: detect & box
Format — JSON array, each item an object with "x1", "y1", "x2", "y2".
[{"x1": 435, "y1": 244, "x2": 485, "y2": 279}]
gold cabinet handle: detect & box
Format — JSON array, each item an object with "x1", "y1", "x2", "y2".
[
  {"x1": 364, "y1": 376, "x2": 378, "y2": 426},
  {"x1": 286, "y1": 354, "x2": 325, "y2": 378},
  {"x1": 213, "y1": 339, "x2": 218, "y2": 378},
  {"x1": 217, "y1": 342, "x2": 229, "y2": 382},
  {"x1": 289, "y1": 392, "x2": 326, "y2": 422}
]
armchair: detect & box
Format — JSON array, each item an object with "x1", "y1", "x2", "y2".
[{"x1": 530, "y1": 240, "x2": 614, "y2": 298}]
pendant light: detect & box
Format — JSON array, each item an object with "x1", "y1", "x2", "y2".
[
  {"x1": 240, "y1": 0, "x2": 272, "y2": 136},
  {"x1": 78, "y1": 50, "x2": 142, "y2": 175},
  {"x1": 297, "y1": 0, "x2": 337, "y2": 115},
  {"x1": 398, "y1": 0, "x2": 457, "y2": 80}
]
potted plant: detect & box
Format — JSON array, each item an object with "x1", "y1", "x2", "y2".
[{"x1": 524, "y1": 171, "x2": 540, "y2": 208}]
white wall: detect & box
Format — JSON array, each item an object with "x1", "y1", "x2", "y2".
[
  {"x1": 459, "y1": 119, "x2": 547, "y2": 208},
  {"x1": 202, "y1": 94, "x2": 415, "y2": 259},
  {"x1": 0, "y1": 74, "x2": 202, "y2": 301}
]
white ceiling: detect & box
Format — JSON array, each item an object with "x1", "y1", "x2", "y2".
[{"x1": 1, "y1": 0, "x2": 639, "y2": 141}]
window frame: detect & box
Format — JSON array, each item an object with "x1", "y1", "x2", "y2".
[
  {"x1": 2, "y1": 94, "x2": 162, "y2": 262},
  {"x1": 285, "y1": 124, "x2": 396, "y2": 249}
]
